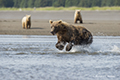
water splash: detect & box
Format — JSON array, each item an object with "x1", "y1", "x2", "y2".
[
  {"x1": 0, "y1": 35, "x2": 120, "y2": 55},
  {"x1": 69, "y1": 36, "x2": 120, "y2": 55},
  {"x1": 111, "y1": 45, "x2": 120, "y2": 53}
]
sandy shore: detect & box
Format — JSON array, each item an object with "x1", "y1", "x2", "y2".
[{"x1": 0, "y1": 10, "x2": 120, "y2": 36}]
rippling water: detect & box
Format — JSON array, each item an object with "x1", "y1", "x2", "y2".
[{"x1": 0, "y1": 35, "x2": 120, "y2": 80}]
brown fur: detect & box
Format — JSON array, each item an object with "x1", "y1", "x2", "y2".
[
  {"x1": 74, "y1": 10, "x2": 83, "y2": 23},
  {"x1": 49, "y1": 20, "x2": 93, "y2": 51},
  {"x1": 22, "y1": 15, "x2": 31, "y2": 29}
]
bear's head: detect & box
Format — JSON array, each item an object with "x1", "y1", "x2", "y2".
[
  {"x1": 76, "y1": 10, "x2": 80, "y2": 14},
  {"x1": 49, "y1": 20, "x2": 67, "y2": 35},
  {"x1": 26, "y1": 15, "x2": 31, "y2": 21}
]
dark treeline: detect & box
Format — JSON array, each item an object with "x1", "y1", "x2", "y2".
[{"x1": 0, "y1": 0, "x2": 120, "y2": 8}]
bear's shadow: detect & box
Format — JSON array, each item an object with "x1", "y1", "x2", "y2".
[
  {"x1": 31, "y1": 27, "x2": 44, "y2": 29},
  {"x1": 74, "y1": 22, "x2": 95, "y2": 24},
  {"x1": 83, "y1": 22, "x2": 95, "y2": 24}
]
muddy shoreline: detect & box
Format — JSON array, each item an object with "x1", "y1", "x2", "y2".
[{"x1": 0, "y1": 11, "x2": 120, "y2": 36}]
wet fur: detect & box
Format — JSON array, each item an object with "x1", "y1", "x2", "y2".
[{"x1": 49, "y1": 20, "x2": 93, "y2": 51}]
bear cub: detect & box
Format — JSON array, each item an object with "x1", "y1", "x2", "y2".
[
  {"x1": 22, "y1": 15, "x2": 31, "y2": 29},
  {"x1": 74, "y1": 10, "x2": 83, "y2": 23}
]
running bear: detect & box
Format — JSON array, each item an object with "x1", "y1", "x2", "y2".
[
  {"x1": 22, "y1": 15, "x2": 31, "y2": 29},
  {"x1": 49, "y1": 20, "x2": 93, "y2": 51},
  {"x1": 74, "y1": 10, "x2": 83, "y2": 23}
]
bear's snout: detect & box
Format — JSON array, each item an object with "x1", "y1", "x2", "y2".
[{"x1": 51, "y1": 31, "x2": 55, "y2": 35}]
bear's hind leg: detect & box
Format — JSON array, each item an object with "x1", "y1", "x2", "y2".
[{"x1": 79, "y1": 18, "x2": 83, "y2": 23}]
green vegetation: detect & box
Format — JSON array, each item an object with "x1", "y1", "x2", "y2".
[
  {"x1": 0, "y1": 0, "x2": 120, "y2": 8},
  {"x1": 0, "y1": 7, "x2": 120, "y2": 11},
  {"x1": 0, "y1": 0, "x2": 120, "y2": 11}
]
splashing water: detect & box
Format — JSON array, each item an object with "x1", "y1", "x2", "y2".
[
  {"x1": 58, "y1": 36, "x2": 120, "y2": 55},
  {"x1": 0, "y1": 35, "x2": 120, "y2": 55}
]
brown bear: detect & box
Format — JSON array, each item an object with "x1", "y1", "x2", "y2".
[
  {"x1": 49, "y1": 20, "x2": 93, "y2": 51},
  {"x1": 74, "y1": 10, "x2": 83, "y2": 23},
  {"x1": 22, "y1": 15, "x2": 31, "y2": 29}
]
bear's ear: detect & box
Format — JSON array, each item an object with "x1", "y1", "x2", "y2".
[
  {"x1": 28, "y1": 15, "x2": 31, "y2": 18},
  {"x1": 49, "y1": 20, "x2": 53, "y2": 24},
  {"x1": 58, "y1": 20, "x2": 62, "y2": 23}
]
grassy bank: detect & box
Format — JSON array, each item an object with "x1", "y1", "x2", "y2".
[{"x1": 0, "y1": 6, "x2": 120, "y2": 11}]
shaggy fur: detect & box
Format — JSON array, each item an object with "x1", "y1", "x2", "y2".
[
  {"x1": 74, "y1": 10, "x2": 83, "y2": 23},
  {"x1": 49, "y1": 20, "x2": 93, "y2": 51},
  {"x1": 22, "y1": 15, "x2": 31, "y2": 29}
]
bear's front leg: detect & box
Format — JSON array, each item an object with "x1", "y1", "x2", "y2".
[
  {"x1": 80, "y1": 20, "x2": 83, "y2": 23},
  {"x1": 74, "y1": 19, "x2": 77, "y2": 23},
  {"x1": 56, "y1": 42, "x2": 66, "y2": 50},
  {"x1": 25, "y1": 23, "x2": 28, "y2": 29},
  {"x1": 22, "y1": 22, "x2": 25, "y2": 29},
  {"x1": 28, "y1": 22, "x2": 31, "y2": 29},
  {"x1": 66, "y1": 42, "x2": 73, "y2": 51}
]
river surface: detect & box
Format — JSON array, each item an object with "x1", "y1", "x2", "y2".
[{"x1": 0, "y1": 35, "x2": 120, "y2": 80}]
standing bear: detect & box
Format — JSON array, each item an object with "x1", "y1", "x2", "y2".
[
  {"x1": 74, "y1": 10, "x2": 83, "y2": 23},
  {"x1": 49, "y1": 20, "x2": 93, "y2": 51},
  {"x1": 22, "y1": 15, "x2": 31, "y2": 29}
]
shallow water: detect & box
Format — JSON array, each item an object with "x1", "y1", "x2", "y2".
[{"x1": 0, "y1": 35, "x2": 120, "y2": 80}]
